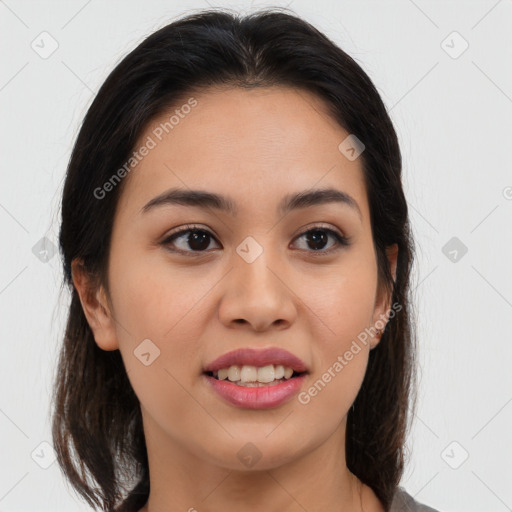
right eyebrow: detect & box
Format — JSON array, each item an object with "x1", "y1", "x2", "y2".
[{"x1": 141, "y1": 188, "x2": 237, "y2": 215}]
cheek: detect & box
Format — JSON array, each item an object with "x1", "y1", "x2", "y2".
[
  {"x1": 297, "y1": 248, "x2": 377, "y2": 348},
  {"x1": 294, "y1": 280, "x2": 374, "y2": 433},
  {"x1": 107, "y1": 249, "x2": 213, "y2": 424},
  {"x1": 106, "y1": 245, "x2": 221, "y2": 408},
  {"x1": 108, "y1": 245, "x2": 213, "y2": 342},
  {"x1": 291, "y1": 251, "x2": 376, "y2": 419}
]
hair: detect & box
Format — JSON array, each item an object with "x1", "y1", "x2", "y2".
[{"x1": 52, "y1": 7, "x2": 417, "y2": 512}]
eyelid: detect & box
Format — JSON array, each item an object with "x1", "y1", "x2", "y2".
[
  {"x1": 160, "y1": 223, "x2": 220, "y2": 253},
  {"x1": 291, "y1": 222, "x2": 346, "y2": 241},
  {"x1": 162, "y1": 223, "x2": 214, "y2": 240}
]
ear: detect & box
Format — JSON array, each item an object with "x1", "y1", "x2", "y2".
[
  {"x1": 71, "y1": 259, "x2": 119, "y2": 351},
  {"x1": 370, "y1": 243, "x2": 398, "y2": 350}
]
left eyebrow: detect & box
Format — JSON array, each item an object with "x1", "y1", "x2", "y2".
[
  {"x1": 140, "y1": 186, "x2": 362, "y2": 221},
  {"x1": 280, "y1": 188, "x2": 362, "y2": 221}
]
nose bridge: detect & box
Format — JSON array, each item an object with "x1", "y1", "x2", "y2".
[
  {"x1": 233, "y1": 234, "x2": 280, "y2": 295},
  {"x1": 217, "y1": 234, "x2": 296, "y2": 330}
]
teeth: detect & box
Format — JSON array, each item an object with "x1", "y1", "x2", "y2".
[
  {"x1": 213, "y1": 364, "x2": 298, "y2": 383},
  {"x1": 227, "y1": 366, "x2": 241, "y2": 382},
  {"x1": 241, "y1": 365, "x2": 259, "y2": 382},
  {"x1": 274, "y1": 365, "x2": 285, "y2": 379}
]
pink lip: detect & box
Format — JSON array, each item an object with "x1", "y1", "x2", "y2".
[
  {"x1": 203, "y1": 347, "x2": 309, "y2": 373},
  {"x1": 203, "y1": 373, "x2": 307, "y2": 410}
]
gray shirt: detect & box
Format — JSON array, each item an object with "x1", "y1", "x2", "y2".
[{"x1": 390, "y1": 487, "x2": 441, "y2": 511}]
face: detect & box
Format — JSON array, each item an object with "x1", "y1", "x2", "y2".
[{"x1": 74, "y1": 86, "x2": 397, "y2": 472}]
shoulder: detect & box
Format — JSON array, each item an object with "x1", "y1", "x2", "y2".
[{"x1": 390, "y1": 486, "x2": 441, "y2": 512}]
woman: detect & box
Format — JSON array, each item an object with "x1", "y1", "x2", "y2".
[{"x1": 52, "y1": 8, "x2": 441, "y2": 512}]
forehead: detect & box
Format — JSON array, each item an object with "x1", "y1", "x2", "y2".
[{"x1": 118, "y1": 86, "x2": 369, "y2": 220}]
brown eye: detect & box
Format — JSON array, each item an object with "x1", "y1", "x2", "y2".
[
  {"x1": 292, "y1": 227, "x2": 350, "y2": 255},
  {"x1": 162, "y1": 226, "x2": 220, "y2": 254}
]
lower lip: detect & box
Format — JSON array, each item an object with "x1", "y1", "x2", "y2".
[{"x1": 203, "y1": 373, "x2": 307, "y2": 410}]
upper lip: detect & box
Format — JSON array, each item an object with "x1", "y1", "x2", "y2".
[{"x1": 203, "y1": 347, "x2": 309, "y2": 373}]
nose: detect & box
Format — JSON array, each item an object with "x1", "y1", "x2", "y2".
[{"x1": 217, "y1": 244, "x2": 297, "y2": 332}]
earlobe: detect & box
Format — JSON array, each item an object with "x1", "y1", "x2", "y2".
[{"x1": 71, "y1": 259, "x2": 119, "y2": 351}]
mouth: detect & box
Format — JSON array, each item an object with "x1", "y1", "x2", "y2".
[
  {"x1": 203, "y1": 365, "x2": 307, "y2": 387},
  {"x1": 202, "y1": 363, "x2": 309, "y2": 409}
]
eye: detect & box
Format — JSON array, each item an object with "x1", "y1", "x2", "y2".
[
  {"x1": 291, "y1": 225, "x2": 351, "y2": 255},
  {"x1": 161, "y1": 224, "x2": 350, "y2": 256},
  {"x1": 161, "y1": 224, "x2": 220, "y2": 254}
]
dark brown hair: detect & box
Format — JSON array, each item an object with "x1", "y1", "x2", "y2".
[{"x1": 52, "y1": 7, "x2": 417, "y2": 512}]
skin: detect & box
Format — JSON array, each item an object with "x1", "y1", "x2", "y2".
[{"x1": 73, "y1": 85, "x2": 397, "y2": 512}]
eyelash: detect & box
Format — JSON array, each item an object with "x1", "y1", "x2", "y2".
[{"x1": 160, "y1": 223, "x2": 351, "y2": 257}]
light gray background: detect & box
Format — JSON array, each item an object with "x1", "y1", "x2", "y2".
[{"x1": 1, "y1": 1, "x2": 511, "y2": 511}]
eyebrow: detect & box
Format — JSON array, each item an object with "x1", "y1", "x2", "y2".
[{"x1": 141, "y1": 187, "x2": 362, "y2": 220}]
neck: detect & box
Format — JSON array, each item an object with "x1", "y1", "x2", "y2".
[{"x1": 137, "y1": 411, "x2": 383, "y2": 512}]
